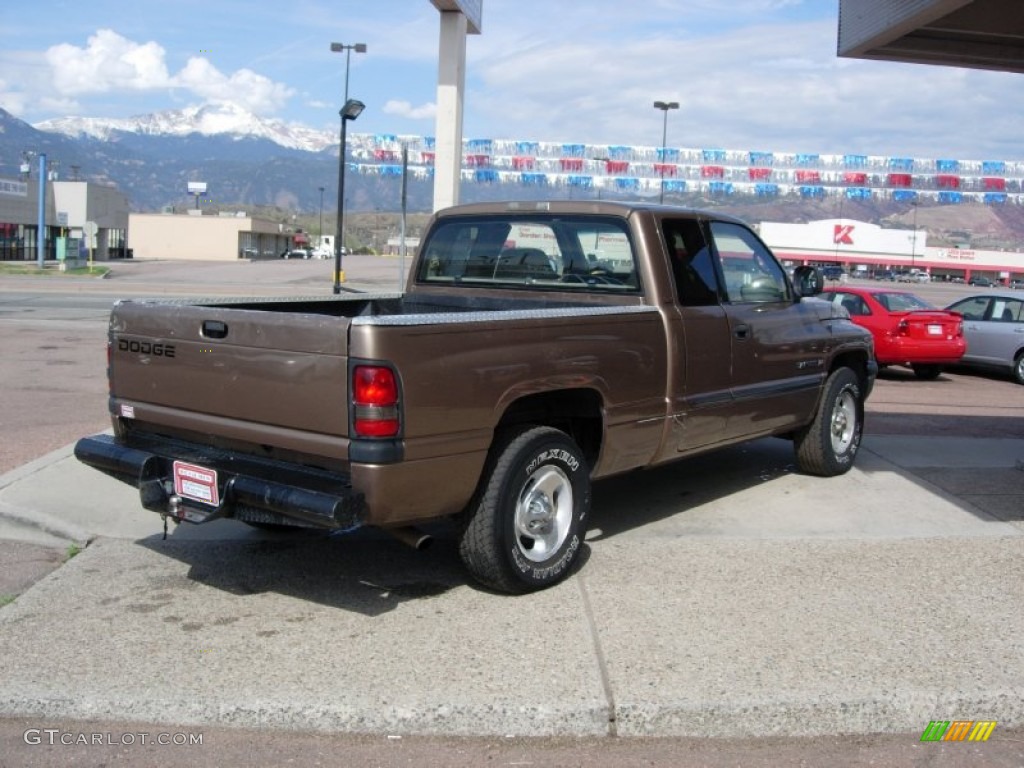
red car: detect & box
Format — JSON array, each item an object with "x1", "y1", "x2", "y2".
[{"x1": 821, "y1": 287, "x2": 965, "y2": 379}]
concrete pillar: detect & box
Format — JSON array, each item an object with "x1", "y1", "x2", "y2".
[{"x1": 432, "y1": 11, "x2": 467, "y2": 212}]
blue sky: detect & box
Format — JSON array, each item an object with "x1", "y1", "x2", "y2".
[{"x1": 2, "y1": 0, "x2": 1023, "y2": 160}]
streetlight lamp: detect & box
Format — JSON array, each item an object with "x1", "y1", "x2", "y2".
[
  {"x1": 333, "y1": 98, "x2": 365, "y2": 294},
  {"x1": 653, "y1": 101, "x2": 679, "y2": 204}
]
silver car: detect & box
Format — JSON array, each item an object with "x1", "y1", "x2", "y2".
[{"x1": 945, "y1": 293, "x2": 1024, "y2": 384}]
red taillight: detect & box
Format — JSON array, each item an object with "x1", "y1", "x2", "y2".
[
  {"x1": 352, "y1": 365, "x2": 400, "y2": 438},
  {"x1": 896, "y1": 319, "x2": 909, "y2": 336}
]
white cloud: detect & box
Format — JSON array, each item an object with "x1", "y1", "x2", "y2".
[
  {"x1": 46, "y1": 29, "x2": 170, "y2": 94},
  {"x1": 383, "y1": 99, "x2": 436, "y2": 120},
  {"x1": 462, "y1": 12, "x2": 1024, "y2": 159},
  {"x1": 38, "y1": 29, "x2": 292, "y2": 116},
  {"x1": 0, "y1": 77, "x2": 28, "y2": 115},
  {"x1": 175, "y1": 57, "x2": 294, "y2": 115}
]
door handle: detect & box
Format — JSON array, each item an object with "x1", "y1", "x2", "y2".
[{"x1": 201, "y1": 320, "x2": 228, "y2": 339}]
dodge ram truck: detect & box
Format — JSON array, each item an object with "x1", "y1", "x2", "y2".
[{"x1": 75, "y1": 200, "x2": 877, "y2": 593}]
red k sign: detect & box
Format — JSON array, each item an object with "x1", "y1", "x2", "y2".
[{"x1": 834, "y1": 224, "x2": 855, "y2": 245}]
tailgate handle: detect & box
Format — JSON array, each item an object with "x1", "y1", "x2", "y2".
[{"x1": 201, "y1": 320, "x2": 229, "y2": 339}]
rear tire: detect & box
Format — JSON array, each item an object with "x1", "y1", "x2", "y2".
[
  {"x1": 912, "y1": 364, "x2": 942, "y2": 380},
  {"x1": 1014, "y1": 352, "x2": 1024, "y2": 385},
  {"x1": 794, "y1": 367, "x2": 863, "y2": 476},
  {"x1": 459, "y1": 426, "x2": 590, "y2": 594}
]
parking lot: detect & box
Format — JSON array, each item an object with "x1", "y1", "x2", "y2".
[{"x1": 0, "y1": 259, "x2": 1022, "y2": 755}]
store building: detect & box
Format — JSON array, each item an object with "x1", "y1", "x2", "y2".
[
  {"x1": 0, "y1": 177, "x2": 129, "y2": 262},
  {"x1": 128, "y1": 211, "x2": 301, "y2": 260},
  {"x1": 760, "y1": 218, "x2": 1024, "y2": 283}
]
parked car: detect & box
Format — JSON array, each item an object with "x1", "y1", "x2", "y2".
[
  {"x1": 945, "y1": 293, "x2": 1024, "y2": 384},
  {"x1": 872, "y1": 269, "x2": 896, "y2": 281},
  {"x1": 823, "y1": 287, "x2": 965, "y2": 380},
  {"x1": 282, "y1": 248, "x2": 313, "y2": 260},
  {"x1": 1009, "y1": 279, "x2": 1024, "y2": 290},
  {"x1": 968, "y1": 275, "x2": 996, "y2": 287},
  {"x1": 821, "y1": 265, "x2": 845, "y2": 281},
  {"x1": 896, "y1": 269, "x2": 929, "y2": 283}
]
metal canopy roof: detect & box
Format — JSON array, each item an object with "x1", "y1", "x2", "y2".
[{"x1": 838, "y1": 0, "x2": 1024, "y2": 74}]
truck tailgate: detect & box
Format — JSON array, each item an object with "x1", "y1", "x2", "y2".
[{"x1": 110, "y1": 300, "x2": 350, "y2": 436}]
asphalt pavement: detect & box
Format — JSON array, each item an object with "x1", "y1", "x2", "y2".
[{"x1": 0, "y1": 258, "x2": 1022, "y2": 742}]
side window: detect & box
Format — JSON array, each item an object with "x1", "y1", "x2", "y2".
[
  {"x1": 992, "y1": 299, "x2": 1022, "y2": 322},
  {"x1": 708, "y1": 221, "x2": 789, "y2": 303},
  {"x1": 662, "y1": 218, "x2": 719, "y2": 306},
  {"x1": 830, "y1": 292, "x2": 868, "y2": 316},
  {"x1": 950, "y1": 297, "x2": 990, "y2": 321}
]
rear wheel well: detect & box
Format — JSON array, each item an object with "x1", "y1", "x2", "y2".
[{"x1": 495, "y1": 389, "x2": 603, "y2": 469}]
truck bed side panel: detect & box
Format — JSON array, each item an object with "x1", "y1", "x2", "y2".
[{"x1": 348, "y1": 307, "x2": 669, "y2": 524}]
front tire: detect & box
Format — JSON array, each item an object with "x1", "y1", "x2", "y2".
[
  {"x1": 794, "y1": 367, "x2": 864, "y2": 476},
  {"x1": 459, "y1": 426, "x2": 590, "y2": 594},
  {"x1": 1013, "y1": 352, "x2": 1024, "y2": 385}
]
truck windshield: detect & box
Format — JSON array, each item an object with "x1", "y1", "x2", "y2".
[{"x1": 416, "y1": 215, "x2": 640, "y2": 292}]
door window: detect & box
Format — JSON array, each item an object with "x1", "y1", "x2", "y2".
[{"x1": 708, "y1": 221, "x2": 789, "y2": 303}]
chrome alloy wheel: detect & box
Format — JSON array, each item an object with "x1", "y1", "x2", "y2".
[
  {"x1": 514, "y1": 465, "x2": 573, "y2": 563},
  {"x1": 830, "y1": 386, "x2": 858, "y2": 455}
]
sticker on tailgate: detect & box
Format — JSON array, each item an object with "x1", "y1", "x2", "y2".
[{"x1": 172, "y1": 461, "x2": 220, "y2": 506}]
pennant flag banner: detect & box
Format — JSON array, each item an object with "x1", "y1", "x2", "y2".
[{"x1": 342, "y1": 133, "x2": 1024, "y2": 205}]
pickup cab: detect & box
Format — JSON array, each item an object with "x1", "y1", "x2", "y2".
[{"x1": 75, "y1": 201, "x2": 876, "y2": 593}]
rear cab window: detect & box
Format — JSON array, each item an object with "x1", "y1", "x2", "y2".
[{"x1": 416, "y1": 214, "x2": 640, "y2": 293}]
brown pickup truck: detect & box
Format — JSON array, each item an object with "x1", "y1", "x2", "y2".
[{"x1": 75, "y1": 201, "x2": 876, "y2": 593}]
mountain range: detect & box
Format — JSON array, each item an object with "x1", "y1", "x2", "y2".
[
  {"x1": 0, "y1": 103, "x2": 434, "y2": 213},
  {"x1": 4, "y1": 103, "x2": 1024, "y2": 248}
]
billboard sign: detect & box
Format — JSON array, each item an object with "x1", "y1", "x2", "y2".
[{"x1": 430, "y1": 0, "x2": 482, "y2": 33}]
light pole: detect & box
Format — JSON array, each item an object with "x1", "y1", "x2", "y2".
[
  {"x1": 330, "y1": 42, "x2": 367, "y2": 109},
  {"x1": 318, "y1": 185, "x2": 324, "y2": 249},
  {"x1": 333, "y1": 98, "x2": 365, "y2": 294},
  {"x1": 911, "y1": 200, "x2": 918, "y2": 272},
  {"x1": 653, "y1": 100, "x2": 679, "y2": 204},
  {"x1": 329, "y1": 41, "x2": 366, "y2": 290}
]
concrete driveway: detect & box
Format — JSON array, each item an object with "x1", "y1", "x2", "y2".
[{"x1": 0, "y1": 260, "x2": 1022, "y2": 740}]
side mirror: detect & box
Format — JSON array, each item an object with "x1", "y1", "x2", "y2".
[{"x1": 792, "y1": 266, "x2": 823, "y2": 297}]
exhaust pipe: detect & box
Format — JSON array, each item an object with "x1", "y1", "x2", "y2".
[{"x1": 387, "y1": 526, "x2": 433, "y2": 551}]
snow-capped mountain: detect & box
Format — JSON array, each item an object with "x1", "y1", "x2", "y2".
[{"x1": 34, "y1": 102, "x2": 337, "y2": 153}]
